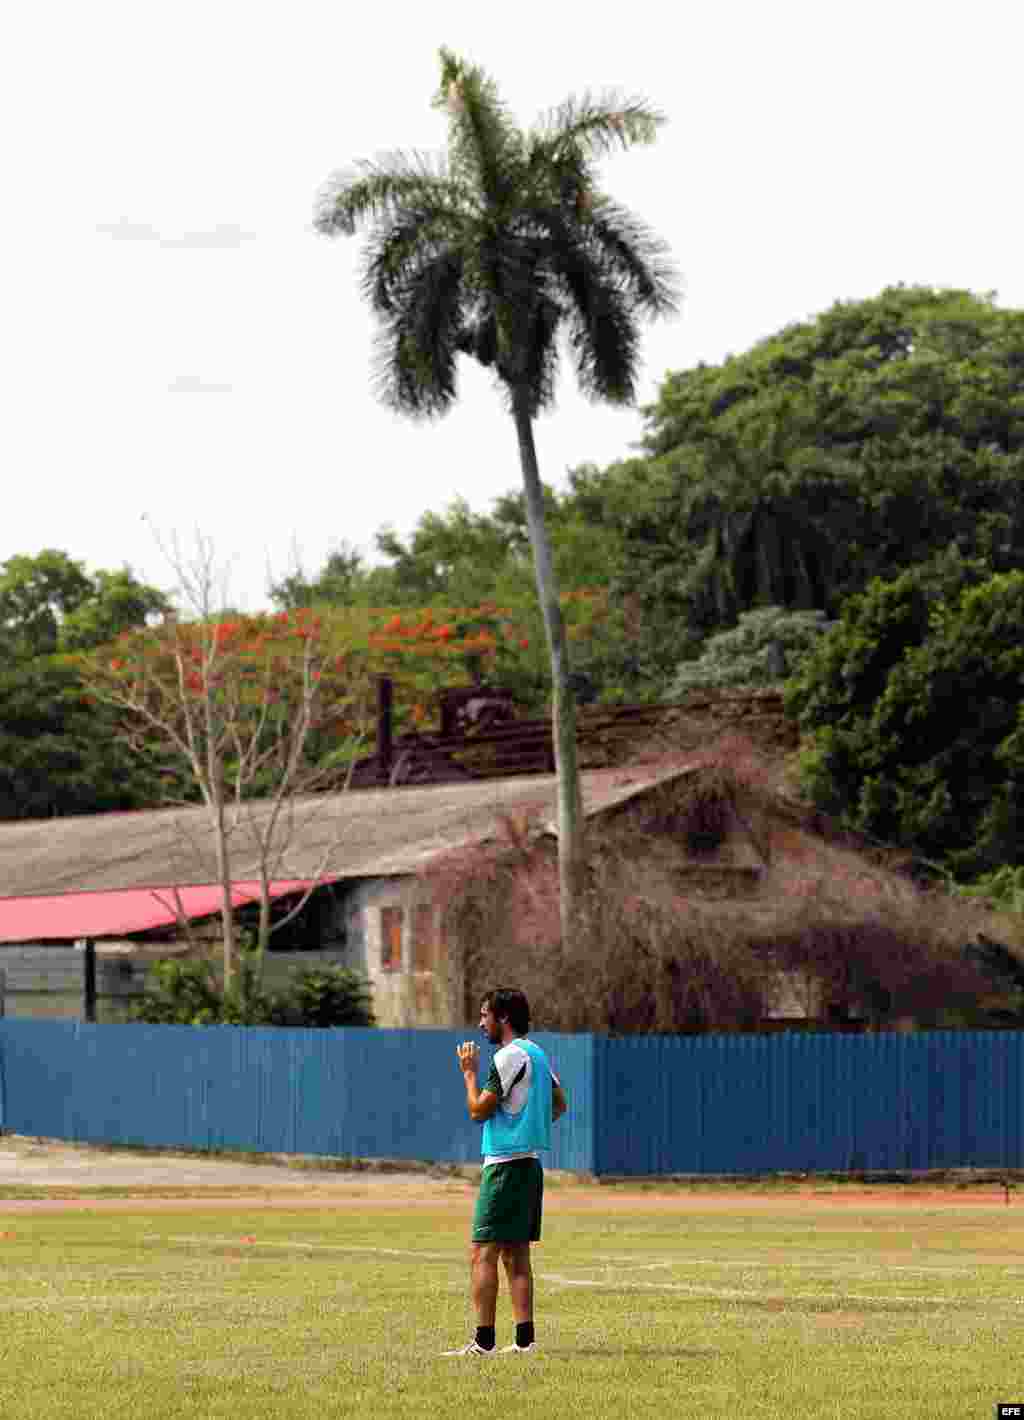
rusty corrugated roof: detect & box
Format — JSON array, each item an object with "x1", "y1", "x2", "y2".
[{"x1": 0, "y1": 762, "x2": 697, "y2": 902}]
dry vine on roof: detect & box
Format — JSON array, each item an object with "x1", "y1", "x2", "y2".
[{"x1": 422, "y1": 737, "x2": 1019, "y2": 1034}]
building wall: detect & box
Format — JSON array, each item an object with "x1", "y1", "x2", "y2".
[
  {"x1": 0, "y1": 878, "x2": 455, "y2": 1029},
  {"x1": 340, "y1": 877, "x2": 453, "y2": 1029}
]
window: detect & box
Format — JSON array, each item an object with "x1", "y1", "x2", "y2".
[
  {"x1": 380, "y1": 906, "x2": 403, "y2": 972},
  {"x1": 412, "y1": 903, "x2": 440, "y2": 972}
]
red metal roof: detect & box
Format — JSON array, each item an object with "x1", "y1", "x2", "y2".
[{"x1": 0, "y1": 880, "x2": 321, "y2": 943}]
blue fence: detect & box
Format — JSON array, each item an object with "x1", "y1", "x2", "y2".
[
  {"x1": 0, "y1": 1022, "x2": 596, "y2": 1173},
  {"x1": 1, "y1": 1021, "x2": 1022, "y2": 1176},
  {"x1": 592, "y1": 1031, "x2": 1024, "y2": 1175}
]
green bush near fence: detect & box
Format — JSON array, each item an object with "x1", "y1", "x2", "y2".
[{"x1": 130, "y1": 955, "x2": 375, "y2": 1028}]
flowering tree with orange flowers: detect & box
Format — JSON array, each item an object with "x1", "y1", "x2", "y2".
[
  {"x1": 364, "y1": 603, "x2": 529, "y2": 721},
  {"x1": 357, "y1": 590, "x2": 612, "y2": 730},
  {"x1": 81, "y1": 603, "x2": 376, "y2": 988},
  {"x1": 81, "y1": 558, "x2": 613, "y2": 987}
]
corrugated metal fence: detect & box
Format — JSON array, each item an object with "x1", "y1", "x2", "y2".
[
  {"x1": 0, "y1": 1022, "x2": 1021, "y2": 1176},
  {"x1": 592, "y1": 1032, "x2": 1024, "y2": 1175},
  {"x1": 0, "y1": 1021, "x2": 596, "y2": 1172}
]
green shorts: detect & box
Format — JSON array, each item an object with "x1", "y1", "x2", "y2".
[{"x1": 472, "y1": 1158, "x2": 544, "y2": 1243}]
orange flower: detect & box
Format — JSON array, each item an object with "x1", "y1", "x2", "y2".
[{"x1": 519, "y1": 639, "x2": 530, "y2": 650}]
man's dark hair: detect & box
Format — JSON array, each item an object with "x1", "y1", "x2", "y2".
[{"x1": 482, "y1": 987, "x2": 530, "y2": 1035}]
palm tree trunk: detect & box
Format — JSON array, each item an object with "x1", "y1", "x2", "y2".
[{"x1": 511, "y1": 388, "x2": 585, "y2": 946}]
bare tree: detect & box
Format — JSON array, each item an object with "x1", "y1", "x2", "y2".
[{"x1": 79, "y1": 535, "x2": 374, "y2": 987}]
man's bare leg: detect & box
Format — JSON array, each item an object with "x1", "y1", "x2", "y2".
[
  {"x1": 440, "y1": 1241, "x2": 500, "y2": 1354},
  {"x1": 471, "y1": 1242, "x2": 501, "y2": 1327},
  {"x1": 500, "y1": 1243, "x2": 533, "y2": 1323}
]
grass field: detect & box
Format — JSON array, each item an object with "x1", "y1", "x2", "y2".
[{"x1": 1, "y1": 1187, "x2": 1021, "y2": 1419}]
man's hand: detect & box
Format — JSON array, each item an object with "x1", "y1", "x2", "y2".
[{"x1": 457, "y1": 1041, "x2": 496, "y2": 1122}]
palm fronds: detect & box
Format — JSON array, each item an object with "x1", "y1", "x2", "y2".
[
  {"x1": 433, "y1": 49, "x2": 527, "y2": 208},
  {"x1": 369, "y1": 248, "x2": 466, "y2": 418},
  {"x1": 316, "y1": 50, "x2": 680, "y2": 420},
  {"x1": 530, "y1": 92, "x2": 666, "y2": 164},
  {"x1": 314, "y1": 152, "x2": 467, "y2": 238}
]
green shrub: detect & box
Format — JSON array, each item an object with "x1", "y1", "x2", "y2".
[
  {"x1": 265, "y1": 966, "x2": 376, "y2": 1028},
  {"x1": 956, "y1": 866, "x2": 1024, "y2": 915},
  {"x1": 664, "y1": 606, "x2": 833, "y2": 697},
  {"x1": 130, "y1": 960, "x2": 223, "y2": 1026},
  {"x1": 131, "y1": 956, "x2": 375, "y2": 1028}
]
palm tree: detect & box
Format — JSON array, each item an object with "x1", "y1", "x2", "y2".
[{"x1": 315, "y1": 48, "x2": 679, "y2": 945}]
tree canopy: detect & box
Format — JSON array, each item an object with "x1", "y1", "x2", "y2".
[
  {"x1": 594, "y1": 285, "x2": 1024, "y2": 679},
  {"x1": 0, "y1": 552, "x2": 173, "y2": 820},
  {"x1": 785, "y1": 556, "x2": 1024, "y2": 878}
]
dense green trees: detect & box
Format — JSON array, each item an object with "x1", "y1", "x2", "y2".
[
  {"x1": 290, "y1": 282, "x2": 1019, "y2": 884},
  {"x1": 269, "y1": 491, "x2": 640, "y2": 708},
  {"x1": 6, "y1": 282, "x2": 1024, "y2": 898},
  {"x1": 269, "y1": 542, "x2": 378, "y2": 611},
  {"x1": 0, "y1": 551, "x2": 173, "y2": 819},
  {"x1": 610, "y1": 285, "x2": 1024, "y2": 679},
  {"x1": 317, "y1": 285, "x2": 1023, "y2": 704},
  {"x1": 785, "y1": 557, "x2": 1024, "y2": 878}
]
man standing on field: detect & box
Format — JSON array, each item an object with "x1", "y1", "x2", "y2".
[{"x1": 443, "y1": 987, "x2": 567, "y2": 1357}]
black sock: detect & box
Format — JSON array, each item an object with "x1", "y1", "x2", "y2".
[
  {"x1": 475, "y1": 1326, "x2": 495, "y2": 1351},
  {"x1": 515, "y1": 1322, "x2": 534, "y2": 1348}
]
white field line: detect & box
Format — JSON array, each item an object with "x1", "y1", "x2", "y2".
[
  {"x1": 153, "y1": 1238, "x2": 677, "y2": 1271},
  {"x1": 588, "y1": 1258, "x2": 674, "y2": 1271},
  {"x1": 4, "y1": 1281, "x2": 1018, "y2": 1315},
  {"x1": 149, "y1": 1243, "x2": 1016, "y2": 1289},
  {"x1": 589, "y1": 1253, "x2": 993, "y2": 1277},
  {"x1": 595, "y1": 1256, "x2": 985, "y2": 1277},
  {"x1": 150, "y1": 1234, "x2": 454, "y2": 1262},
  {"x1": 538, "y1": 1274, "x2": 1020, "y2": 1307},
  {"x1": 144, "y1": 1237, "x2": 1024, "y2": 1308},
  {"x1": 0, "y1": 1293, "x2": 298, "y2": 1312}
]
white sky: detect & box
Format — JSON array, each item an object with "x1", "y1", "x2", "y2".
[{"x1": 4, "y1": 0, "x2": 1021, "y2": 611}]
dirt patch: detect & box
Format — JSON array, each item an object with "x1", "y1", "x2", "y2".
[
  {"x1": 2, "y1": 1188, "x2": 1019, "y2": 1216},
  {"x1": 0, "y1": 1136, "x2": 1019, "y2": 1214}
]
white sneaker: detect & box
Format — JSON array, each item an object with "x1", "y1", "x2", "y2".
[
  {"x1": 499, "y1": 1342, "x2": 537, "y2": 1354},
  {"x1": 441, "y1": 1341, "x2": 495, "y2": 1357}
]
